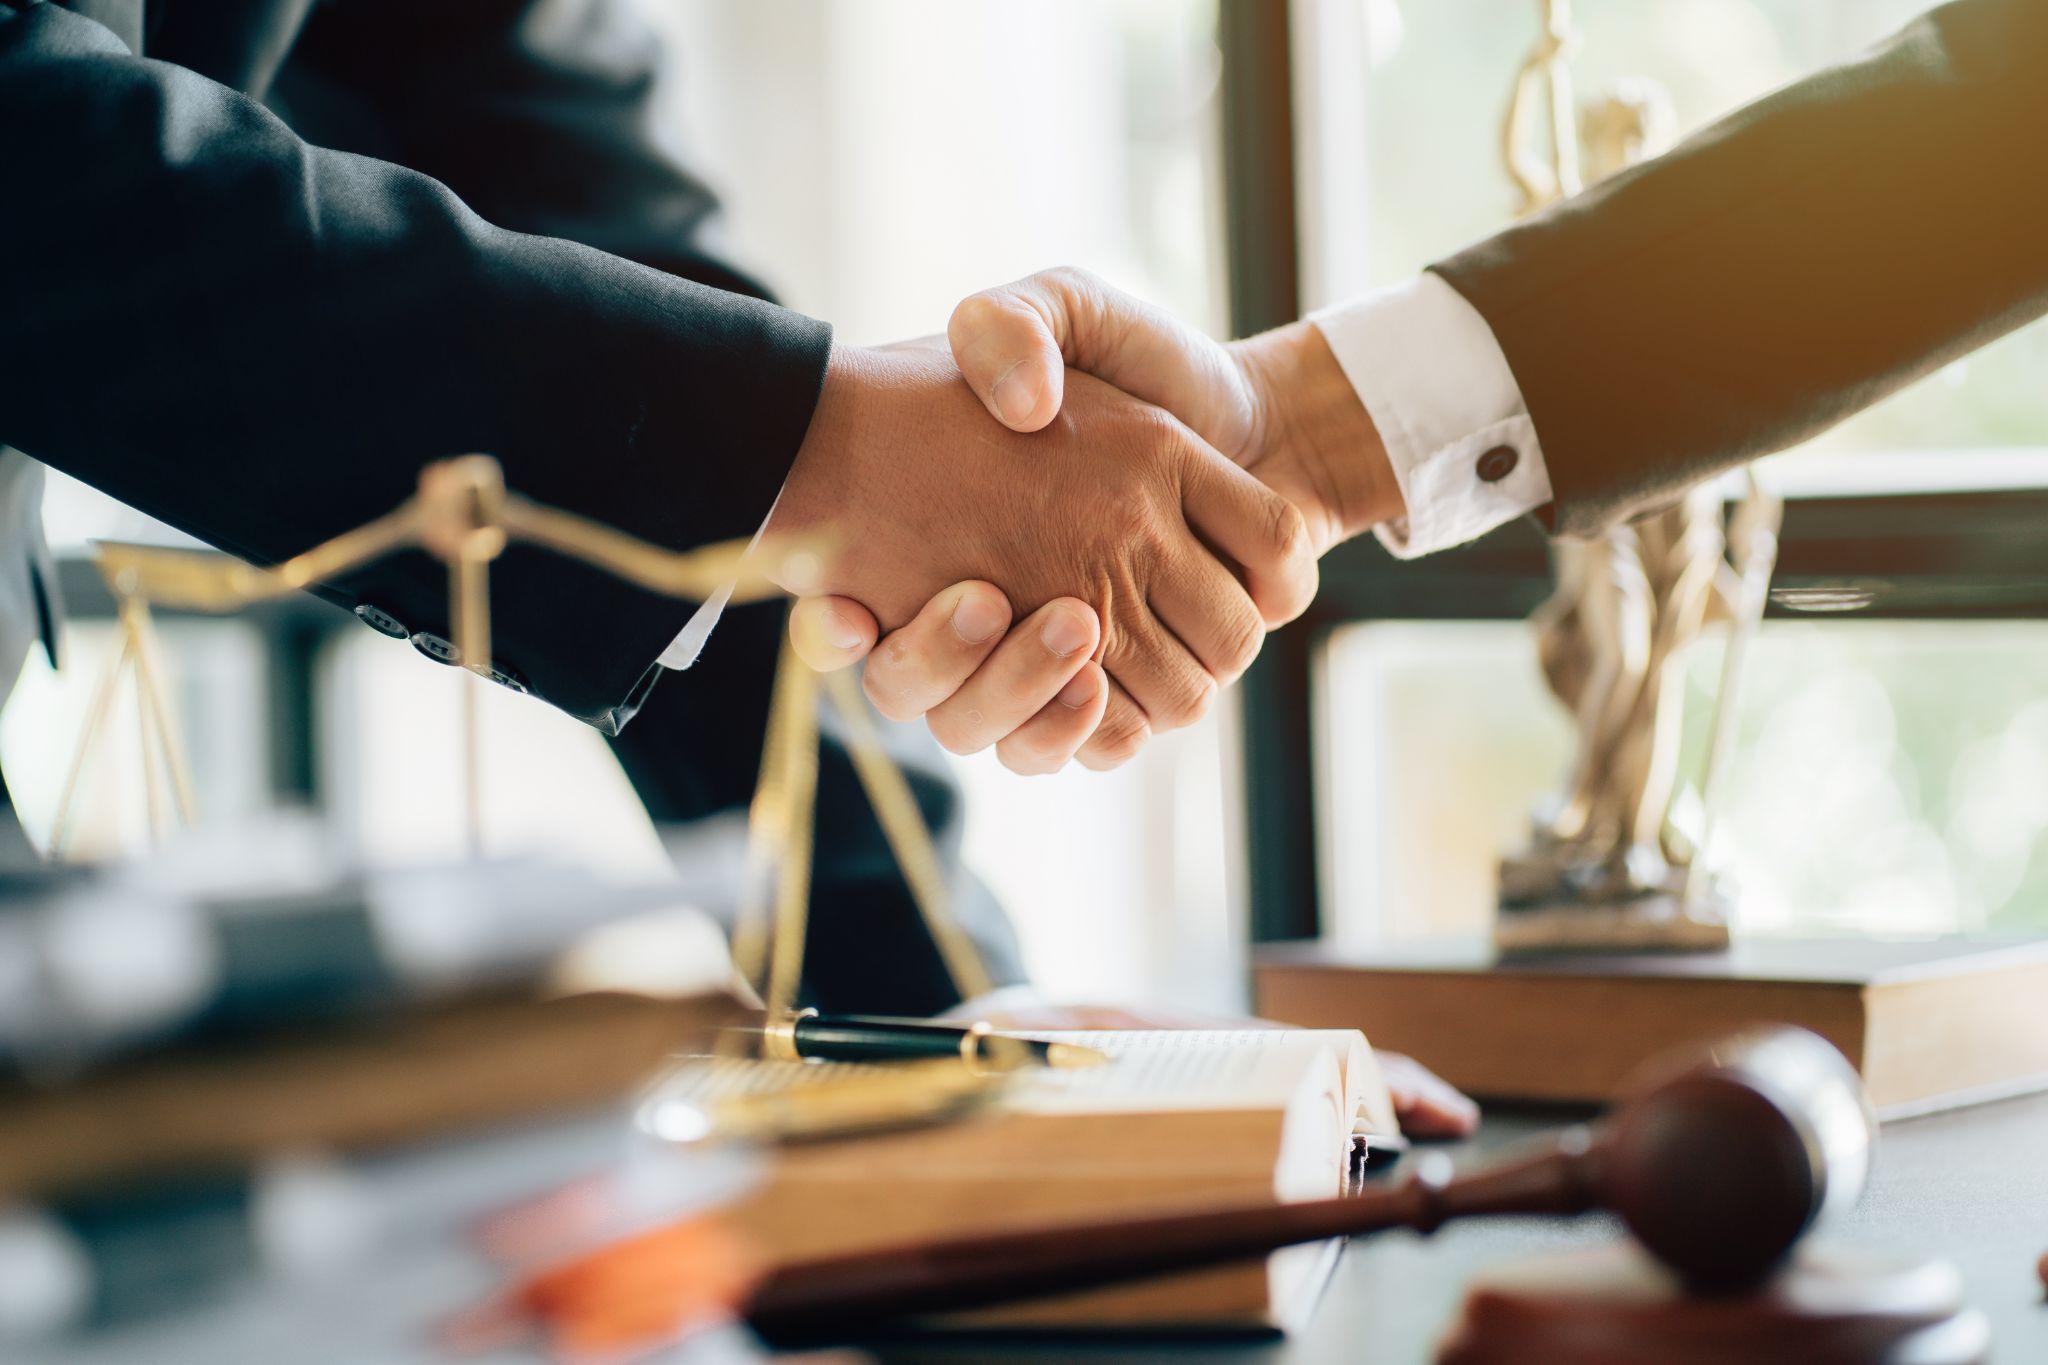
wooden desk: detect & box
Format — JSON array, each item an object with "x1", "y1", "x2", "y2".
[{"x1": 874, "y1": 1090, "x2": 2048, "y2": 1364}]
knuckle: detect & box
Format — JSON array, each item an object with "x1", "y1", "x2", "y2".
[
  {"x1": 1257, "y1": 501, "x2": 1318, "y2": 623},
  {"x1": 1044, "y1": 264, "x2": 1102, "y2": 297},
  {"x1": 1265, "y1": 497, "x2": 1312, "y2": 565},
  {"x1": 1152, "y1": 671, "x2": 1217, "y2": 732},
  {"x1": 1130, "y1": 401, "x2": 1185, "y2": 450},
  {"x1": 1085, "y1": 710, "x2": 1149, "y2": 766},
  {"x1": 1098, "y1": 496, "x2": 1156, "y2": 550},
  {"x1": 1217, "y1": 613, "x2": 1265, "y2": 683},
  {"x1": 1287, "y1": 557, "x2": 1322, "y2": 622}
]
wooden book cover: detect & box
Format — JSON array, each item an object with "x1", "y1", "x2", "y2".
[
  {"x1": 674, "y1": 1029, "x2": 1396, "y2": 1334},
  {"x1": 1252, "y1": 937, "x2": 2048, "y2": 1117}
]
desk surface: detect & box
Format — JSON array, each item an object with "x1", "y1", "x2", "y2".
[
  {"x1": 875, "y1": 1090, "x2": 2048, "y2": 1365},
  {"x1": 41, "y1": 1091, "x2": 2048, "y2": 1364}
]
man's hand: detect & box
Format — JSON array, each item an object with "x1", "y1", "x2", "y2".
[
  {"x1": 946, "y1": 267, "x2": 1405, "y2": 553},
  {"x1": 790, "y1": 582, "x2": 1109, "y2": 775},
  {"x1": 769, "y1": 343, "x2": 1316, "y2": 769},
  {"x1": 792, "y1": 270, "x2": 1404, "y2": 774}
]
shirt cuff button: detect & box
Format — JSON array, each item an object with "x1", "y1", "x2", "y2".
[{"x1": 1476, "y1": 444, "x2": 1519, "y2": 483}]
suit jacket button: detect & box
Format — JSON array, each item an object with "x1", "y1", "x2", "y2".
[
  {"x1": 354, "y1": 604, "x2": 409, "y2": 639},
  {"x1": 410, "y1": 632, "x2": 460, "y2": 665},
  {"x1": 1476, "y1": 445, "x2": 1519, "y2": 483}
]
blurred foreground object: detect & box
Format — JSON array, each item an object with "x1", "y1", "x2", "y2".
[
  {"x1": 0, "y1": 835, "x2": 758, "y2": 1349},
  {"x1": 620, "y1": 1027, "x2": 1396, "y2": 1335},
  {"x1": 54, "y1": 456, "x2": 1000, "y2": 1080},
  {"x1": 1494, "y1": 0, "x2": 1783, "y2": 955},
  {"x1": 736, "y1": 1027, "x2": 1984, "y2": 1364},
  {"x1": 52, "y1": 456, "x2": 778, "y2": 860}
]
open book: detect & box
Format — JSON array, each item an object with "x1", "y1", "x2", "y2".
[{"x1": 692, "y1": 1027, "x2": 1396, "y2": 1334}]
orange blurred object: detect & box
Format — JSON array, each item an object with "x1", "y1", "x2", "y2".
[{"x1": 448, "y1": 1213, "x2": 762, "y2": 1363}]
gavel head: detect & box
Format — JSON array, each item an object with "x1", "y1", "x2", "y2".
[{"x1": 1602, "y1": 1027, "x2": 1876, "y2": 1290}]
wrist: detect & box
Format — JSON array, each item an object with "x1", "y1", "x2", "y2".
[
  {"x1": 1231, "y1": 322, "x2": 1403, "y2": 549},
  {"x1": 770, "y1": 343, "x2": 873, "y2": 571}
]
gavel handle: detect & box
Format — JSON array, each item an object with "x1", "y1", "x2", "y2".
[{"x1": 743, "y1": 1134, "x2": 1603, "y2": 1342}]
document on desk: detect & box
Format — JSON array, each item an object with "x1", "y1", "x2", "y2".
[
  {"x1": 707, "y1": 1026, "x2": 1397, "y2": 1334},
  {"x1": 1011, "y1": 1028, "x2": 1396, "y2": 1127}
]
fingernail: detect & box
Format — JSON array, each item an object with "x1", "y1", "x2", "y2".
[
  {"x1": 821, "y1": 604, "x2": 867, "y2": 652},
  {"x1": 951, "y1": 592, "x2": 1007, "y2": 644},
  {"x1": 1041, "y1": 609, "x2": 1092, "y2": 658},
  {"x1": 1057, "y1": 669, "x2": 1098, "y2": 709},
  {"x1": 990, "y1": 362, "x2": 1038, "y2": 427}
]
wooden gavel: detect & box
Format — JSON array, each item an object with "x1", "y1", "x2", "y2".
[{"x1": 742, "y1": 1026, "x2": 1876, "y2": 1344}]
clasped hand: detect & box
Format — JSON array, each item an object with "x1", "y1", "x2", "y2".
[{"x1": 772, "y1": 269, "x2": 1398, "y2": 773}]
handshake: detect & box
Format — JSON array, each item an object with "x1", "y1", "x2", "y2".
[{"x1": 766, "y1": 269, "x2": 1405, "y2": 774}]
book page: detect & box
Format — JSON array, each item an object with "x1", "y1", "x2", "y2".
[{"x1": 1001, "y1": 1029, "x2": 1360, "y2": 1115}]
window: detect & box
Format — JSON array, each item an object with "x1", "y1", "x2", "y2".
[
  {"x1": 660, "y1": 0, "x2": 1242, "y2": 1003},
  {"x1": 1292, "y1": 0, "x2": 2048, "y2": 943}
]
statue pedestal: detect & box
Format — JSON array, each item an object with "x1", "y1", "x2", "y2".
[
  {"x1": 1493, "y1": 895, "x2": 1730, "y2": 954},
  {"x1": 1252, "y1": 935, "x2": 2048, "y2": 1116}
]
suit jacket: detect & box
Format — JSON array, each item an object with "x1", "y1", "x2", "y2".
[
  {"x1": 0, "y1": 0, "x2": 828, "y2": 732},
  {"x1": 612, "y1": 599, "x2": 1027, "y2": 1015},
  {"x1": 1433, "y1": 0, "x2": 2048, "y2": 538},
  {"x1": 0, "y1": 0, "x2": 1024, "y2": 1005}
]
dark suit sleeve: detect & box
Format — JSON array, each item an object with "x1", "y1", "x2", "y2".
[
  {"x1": 1432, "y1": 0, "x2": 2048, "y2": 538},
  {"x1": 611, "y1": 600, "x2": 1030, "y2": 1016},
  {"x1": 0, "y1": 1, "x2": 830, "y2": 730},
  {"x1": 271, "y1": 0, "x2": 1031, "y2": 1009}
]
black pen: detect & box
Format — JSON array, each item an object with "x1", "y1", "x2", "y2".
[{"x1": 760, "y1": 1010, "x2": 1108, "y2": 1070}]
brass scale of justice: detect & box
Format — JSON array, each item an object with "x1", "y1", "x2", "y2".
[{"x1": 50, "y1": 449, "x2": 1019, "y2": 1132}]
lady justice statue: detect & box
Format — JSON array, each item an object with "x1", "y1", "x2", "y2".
[{"x1": 1494, "y1": 1, "x2": 1783, "y2": 954}]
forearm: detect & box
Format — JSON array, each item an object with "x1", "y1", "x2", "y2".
[
  {"x1": 1436, "y1": 0, "x2": 2048, "y2": 535},
  {"x1": 0, "y1": 3, "x2": 829, "y2": 727}
]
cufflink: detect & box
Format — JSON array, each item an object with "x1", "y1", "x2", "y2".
[{"x1": 1477, "y1": 445, "x2": 1520, "y2": 483}]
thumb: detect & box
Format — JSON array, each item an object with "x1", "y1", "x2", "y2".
[
  {"x1": 947, "y1": 267, "x2": 1260, "y2": 458},
  {"x1": 787, "y1": 596, "x2": 880, "y2": 672}
]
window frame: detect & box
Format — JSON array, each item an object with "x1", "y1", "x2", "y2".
[{"x1": 1216, "y1": 0, "x2": 2048, "y2": 944}]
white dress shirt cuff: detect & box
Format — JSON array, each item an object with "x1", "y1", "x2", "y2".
[
  {"x1": 655, "y1": 585, "x2": 733, "y2": 671},
  {"x1": 654, "y1": 500, "x2": 778, "y2": 670},
  {"x1": 1310, "y1": 273, "x2": 1551, "y2": 559}
]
